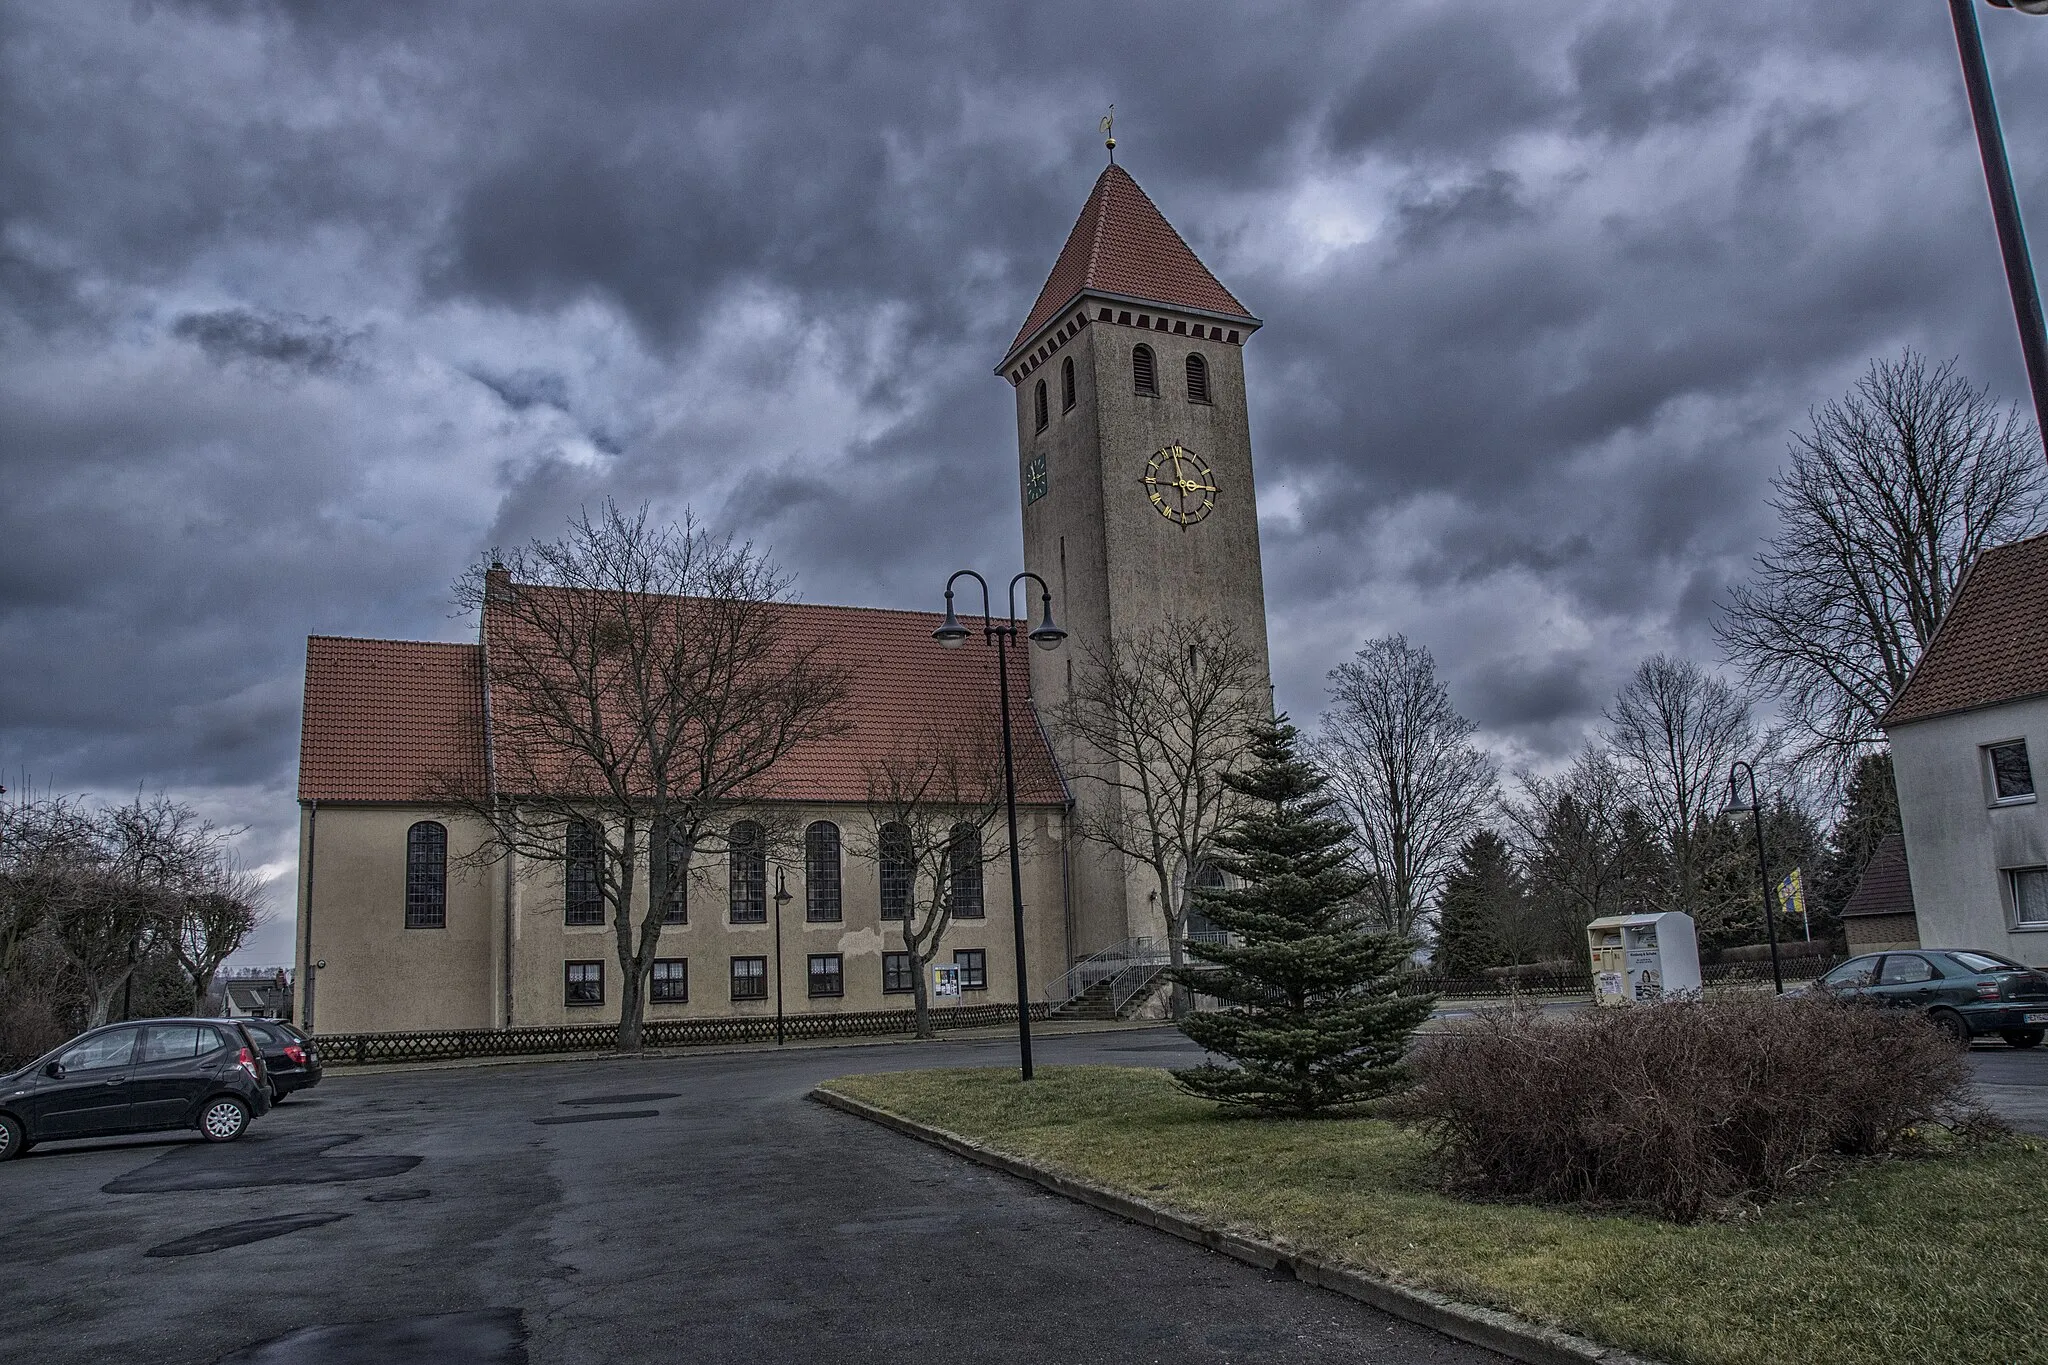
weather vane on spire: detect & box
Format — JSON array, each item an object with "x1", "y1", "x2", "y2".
[{"x1": 1101, "y1": 105, "x2": 1116, "y2": 163}]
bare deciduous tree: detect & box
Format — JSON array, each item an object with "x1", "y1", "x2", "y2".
[
  {"x1": 849, "y1": 725, "x2": 1013, "y2": 1039},
  {"x1": 1719, "y1": 351, "x2": 2046, "y2": 765},
  {"x1": 1603, "y1": 654, "x2": 1756, "y2": 919},
  {"x1": 1505, "y1": 748, "x2": 1664, "y2": 961},
  {"x1": 439, "y1": 502, "x2": 849, "y2": 1053},
  {"x1": 1318, "y1": 635, "x2": 1497, "y2": 939},
  {"x1": 1048, "y1": 617, "x2": 1265, "y2": 1001},
  {"x1": 166, "y1": 864, "x2": 266, "y2": 1015}
]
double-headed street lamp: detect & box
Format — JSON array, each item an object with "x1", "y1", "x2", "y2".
[
  {"x1": 933, "y1": 569, "x2": 1066, "y2": 1081},
  {"x1": 1949, "y1": 0, "x2": 2048, "y2": 456},
  {"x1": 1722, "y1": 761, "x2": 1786, "y2": 996}
]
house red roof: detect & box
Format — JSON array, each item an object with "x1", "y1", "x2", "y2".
[
  {"x1": 1883, "y1": 532, "x2": 2048, "y2": 727},
  {"x1": 300, "y1": 598, "x2": 1067, "y2": 807},
  {"x1": 1839, "y1": 833, "x2": 1915, "y2": 920},
  {"x1": 299, "y1": 637, "x2": 484, "y2": 802},
  {"x1": 1004, "y1": 164, "x2": 1255, "y2": 365}
]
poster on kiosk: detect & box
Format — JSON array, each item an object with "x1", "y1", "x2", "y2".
[{"x1": 1586, "y1": 911, "x2": 1702, "y2": 1006}]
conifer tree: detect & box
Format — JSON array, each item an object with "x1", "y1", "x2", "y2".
[
  {"x1": 1170, "y1": 717, "x2": 1435, "y2": 1115},
  {"x1": 1433, "y1": 830, "x2": 1520, "y2": 977}
]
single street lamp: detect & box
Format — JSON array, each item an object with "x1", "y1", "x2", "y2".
[
  {"x1": 1949, "y1": 0, "x2": 2048, "y2": 456},
  {"x1": 933, "y1": 568, "x2": 1066, "y2": 1081},
  {"x1": 772, "y1": 866, "x2": 790, "y2": 1047},
  {"x1": 1722, "y1": 761, "x2": 1786, "y2": 996}
]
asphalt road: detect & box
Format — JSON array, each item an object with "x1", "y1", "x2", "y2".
[{"x1": 0, "y1": 1027, "x2": 1498, "y2": 1365}]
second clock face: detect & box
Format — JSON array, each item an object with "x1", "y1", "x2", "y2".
[{"x1": 1141, "y1": 442, "x2": 1217, "y2": 526}]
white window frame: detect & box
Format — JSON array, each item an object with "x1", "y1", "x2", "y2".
[
  {"x1": 1983, "y1": 739, "x2": 2037, "y2": 806},
  {"x1": 2005, "y1": 866, "x2": 2048, "y2": 931}
]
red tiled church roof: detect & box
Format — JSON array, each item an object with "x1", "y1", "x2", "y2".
[
  {"x1": 300, "y1": 599, "x2": 1067, "y2": 807},
  {"x1": 299, "y1": 637, "x2": 484, "y2": 802},
  {"x1": 1883, "y1": 532, "x2": 2048, "y2": 727},
  {"x1": 1004, "y1": 164, "x2": 1255, "y2": 364},
  {"x1": 1839, "y1": 833, "x2": 1915, "y2": 921}
]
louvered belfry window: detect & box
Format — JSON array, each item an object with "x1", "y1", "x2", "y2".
[
  {"x1": 1061, "y1": 356, "x2": 1076, "y2": 411},
  {"x1": 1186, "y1": 352, "x2": 1211, "y2": 404},
  {"x1": 1132, "y1": 344, "x2": 1158, "y2": 396},
  {"x1": 1034, "y1": 379, "x2": 1049, "y2": 432}
]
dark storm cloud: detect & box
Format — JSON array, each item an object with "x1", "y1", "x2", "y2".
[{"x1": 2, "y1": 0, "x2": 2046, "y2": 962}]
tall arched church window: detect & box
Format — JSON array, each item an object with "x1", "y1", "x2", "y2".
[
  {"x1": 405, "y1": 821, "x2": 447, "y2": 929},
  {"x1": 879, "y1": 822, "x2": 913, "y2": 921},
  {"x1": 1186, "y1": 352, "x2": 1211, "y2": 404},
  {"x1": 946, "y1": 824, "x2": 984, "y2": 919},
  {"x1": 662, "y1": 833, "x2": 689, "y2": 925},
  {"x1": 1132, "y1": 344, "x2": 1158, "y2": 396},
  {"x1": 805, "y1": 821, "x2": 842, "y2": 922},
  {"x1": 728, "y1": 821, "x2": 766, "y2": 923},
  {"x1": 565, "y1": 819, "x2": 603, "y2": 925},
  {"x1": 1061, "y1": 356, "x2": 1076, "y2": 412},
  {"x1": 1034, "y1": 379, "x2": 1049, "y2": 432}
]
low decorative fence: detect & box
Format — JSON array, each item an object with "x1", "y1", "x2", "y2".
[{"x1": 312, "y1": 1001, "x2": 1053, "y2": 1067}]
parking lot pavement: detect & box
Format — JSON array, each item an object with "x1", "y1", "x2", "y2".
[{"x1": 0, "y1": 1028, "x2": 1495, "y2": 1365}]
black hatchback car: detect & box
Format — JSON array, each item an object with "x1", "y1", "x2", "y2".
[
  {"x1": 236, "y1": 1018, "x2": 323, "y2": 1101},
  {"x1": 0, "y1": 1018, "x2": 272, "y2": 1162}
]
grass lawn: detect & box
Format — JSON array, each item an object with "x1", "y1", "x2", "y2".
[{"x1": 821, "y1": 1065, "x2": 2048, "y2": 1365}]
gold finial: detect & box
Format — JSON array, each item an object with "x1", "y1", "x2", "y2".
[{"x1": 1100, "y1": 106, "x2": 1116, "y2": 162}]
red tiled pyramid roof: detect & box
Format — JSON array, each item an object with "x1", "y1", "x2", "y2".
[
  {"x1": 1839, "y1": 833, "x2": 1915, "y2": 920},
  {"x1": 1883, "y1": 532, "x2": 2048, "y2": 727},
  {"x1": 299, "y1": 637, "x2": 484, "y2": 802},
  {"x1": 300, "y1": 600, "x2": 1066, "y2": 807},
  {"x1": 1005, "y1": 164, "x2": 1255, "y2": 364}
]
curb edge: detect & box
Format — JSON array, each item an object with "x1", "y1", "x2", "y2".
[{"x1": 808, "y1": 1085, "x2": 1664, "y2": 1365}]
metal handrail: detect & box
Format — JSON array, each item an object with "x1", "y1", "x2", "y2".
[{"x1": 1040, "y1": 931, "x2": 1232, "y2": 1006}]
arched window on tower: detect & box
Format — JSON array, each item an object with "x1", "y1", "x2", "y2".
[
  {"x1": 1132, "y1": 344, "x2": 1158, "y2": 396},
  {"x1": 1034, "y1": 379, "x2": 1049, "y2": 432},
  {"x1": 805, "y1": 821, "x2": 842, "y2": 922},
  {"x1": 405, "y1": 821, "x2": 446, "y2": 929},
  {"x1": 1061, "y1": 356, "x2": 1076, "y2": 412},
  {"x1": 1186, "y1": 352, "x2": 1211, "y2": 405}
]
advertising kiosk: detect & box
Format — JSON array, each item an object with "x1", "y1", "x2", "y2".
[{"x1": 1587, "y1": 911, "x2": 1701, "y2": 1006}]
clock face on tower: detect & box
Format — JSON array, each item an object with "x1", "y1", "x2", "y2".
[{"x1": 1140, "y1": 442, "x2": 1218, "y2": 526}]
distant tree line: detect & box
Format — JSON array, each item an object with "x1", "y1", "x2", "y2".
[{"x1": 0, "y1": 793, "x2": 263, "y2": 1064}]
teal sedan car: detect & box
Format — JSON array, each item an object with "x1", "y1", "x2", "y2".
[{"x1": 1813, "y1": 949, "x2": 2048, "y2": 1047}]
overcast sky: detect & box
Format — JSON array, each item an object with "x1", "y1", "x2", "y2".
[{"x1": 3, "y1": 1, "x2": 2045, "y2": 967}]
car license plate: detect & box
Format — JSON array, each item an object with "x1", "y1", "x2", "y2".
[{"x1": 2025, "y1": 1012, "x2": 2048, "y2": 1025}]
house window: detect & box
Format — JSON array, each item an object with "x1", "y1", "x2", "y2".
[
  {"x1": 1132, "y1": 344, "x2": 1157, "y2": 396},
  {"x1": 1185, "y1": 352, "x2": 1211, "y2": 404},
  {"x1": 565, "y1": 819, "x2": 604, "y2": 925},
  {"x1": 879, "y1": 821, "x2": 913, "y2": 921},
  {"x1": 728, "y1": 821, "x2": 766, "y2": 923},
  {"x1": 1987, "y1": 740, "x2": 2035, "y2": 803},
  {"x1": 808, "y1": 953, "x2": 844, "y2": 998},
  {"x1": 730, "y1": 955, "x2": 768, "y2": 1000},
  {"x1": 806, "y1": 821, "x2": 842, "y2": 922},
  {"x1": 954, "y1": 949, "x2": 987, "y2": 991},
  {"x1": 2008, "y1": 868, "x2": 2048, "y2": 929},
  {"x1": 565, "y1": 960, "x2": 604, "y2": 1006},
  {"x1": 662, "y1": 834, "x2": 689, "y2": 925},
  {"x1": 405, "y1": 821, "x2": 447, "y2": 929},
  {"x1": 947, "y1": 824, "x2": 983, "y2": 919},
  {"x1": 1061, "y1": 356, "x2": 1076, "y2": 412},
  {"x1": 883, "y1": 952, "x2": 915, "y2": 994},
  {"x1": 651, "y1": 958, "x2": 688, "y2": 1003},
  {"x1": 1034, "y1": 379, "x2": 1049, "y2": 432}
]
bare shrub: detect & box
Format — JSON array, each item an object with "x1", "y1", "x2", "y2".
[{"x1": 1391, "y1": 995, "x2": 1997, "y2": 1222}]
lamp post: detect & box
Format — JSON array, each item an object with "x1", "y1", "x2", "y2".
[
  {"x1": 1722, "y1": 761, "x2": 1786, "y2": 995},
  {"x1": 772, "y1": 866, "x2": 789, "y2": 1047},
  {"x1": 932, "y1": 568, "x2": 1066, "y2": 1081},
  {"x1": 1949, "y1": 0, "x2": 2048, "y2": 457}
]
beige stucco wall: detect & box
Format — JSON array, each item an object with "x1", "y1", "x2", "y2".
[
  {"x1": 1889, "y1": 698, "x2": 2048, "y2": 967},
  {"x1": 298, "y1": 800, "x2": 1071, "y2": 1035}
]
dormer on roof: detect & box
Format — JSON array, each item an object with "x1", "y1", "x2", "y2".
[{"x1": 998, "y1": 164, "x2": 1258, "y2": 379}]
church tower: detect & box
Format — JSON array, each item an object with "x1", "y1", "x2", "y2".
[{"x1": 998, "y1": 164, "x2": 1272, "y2": 959}]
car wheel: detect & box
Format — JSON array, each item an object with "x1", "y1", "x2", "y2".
[
  {"x1": 2000, "y1": 1028, "x2": 2045, "y2": 1050},
  {"x1": 0, "y1": 1114, "x2": 23, "y2": 1163},
  {"x1": 1928, "y1": 1009, "x2": 1972, "y2": 1047},
  {"x1": 199, "y1": 1097, "x2": 250, "y2": 1143}
]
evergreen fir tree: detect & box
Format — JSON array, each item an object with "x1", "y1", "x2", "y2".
[
  {"x1": 1816, "y1": 752, "x2": 1900, "y2": 940},
  {"x1": 1433, "y1": 830, "x2": 1520, "y2": 977},
  {"x1": 1170, "y1": 717, "x2": 1435, "y2": 1115}
]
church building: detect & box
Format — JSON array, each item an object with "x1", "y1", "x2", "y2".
[{"x1": 293, "y1": 162, "x2": 1272, "y2": 1034}]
